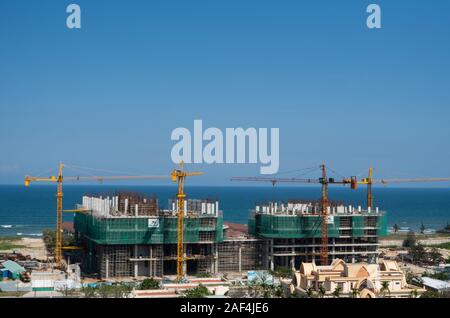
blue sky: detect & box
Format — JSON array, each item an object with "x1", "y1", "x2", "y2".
[{"x1": 0, "y1": 0, "x2": 449, "y2": 185}]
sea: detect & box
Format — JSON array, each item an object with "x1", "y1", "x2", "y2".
[{"x1": 0, "y1": 185, "x2": 449, "y2": 237}]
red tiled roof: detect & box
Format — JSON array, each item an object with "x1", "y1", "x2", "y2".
[
  {"x1": 224, "y1": 222, "x2": 248, "y2": 237},
  {"x1": 62, "y1": 222, "x2": 74, "y2": 232}
]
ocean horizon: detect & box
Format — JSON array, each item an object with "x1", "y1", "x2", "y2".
[{"x1": 0, "y1": 184, "x2": 449, "y2": 237}]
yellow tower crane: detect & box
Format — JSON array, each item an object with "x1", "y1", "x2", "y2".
[
  {"x1": 171, "y1": 161, "x2": 203, "y2": 281},
  {"x1": 231, "y1": 164, "x2": 356, "y2": 265},
  {"x1": 231, "y1": 165, "x2": 450, "y2": 265},
  {"x1": 355, "y1": 167, "x2": 450, "y2": 209},
  {"x1": 24, "y1": 162, "x2": 168, "y2": 268}
]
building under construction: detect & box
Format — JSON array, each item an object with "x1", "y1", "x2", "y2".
[
  {"x1": 248, "y1": 200, "x2": 388, "y2": 270},
  {"x1": 73, "y1": 194, "x2": 387, "y2": 278},
  {"x1": 74, "y1": 194, "x2": 264, "y2": 278}
]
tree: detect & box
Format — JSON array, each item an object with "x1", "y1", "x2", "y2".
[
  {"x1": 247, "y1": 271, "x2": 281, "y2": 298},
  {"x1": 350, "y1": 287, "x2": 359, "y2": 298},
  {"x1": 420, "y1": 223, "x2": 426, "y2": 234},
  {"x1": 393, "y1": 224, "x2": 399, "y2": 233},
  {"x1": 117, "y1": 283, "x2": 133, "y2": 298},
  {"x1": 42, "y1": 229, "x2": 56, "y2": 254},
  {"x1": 409, "y1": 243, "x2": 426, "y2": 264},
  {"x1": 318, "y1": 285, "x2": 326, "y2": 298},
  {"x1": 140, "y1": 278, "x2": 160, "y2": 290},
  {"x1": 332, "y1": 286, "x2": 342, "y2": 298},
  {"x1": 96, "y1": 283, "x2": 133, "y2": 298},
  {"x1": 42, "y1": 228, "x2": 76, "y2": 255},
  {"x1": 422, "y1": 271, "x2": 448, "y2": 281},
  {"x1": 196, "y1": 272, "x2": 212, "y2": 278},
  {"x1": 380, "y1": 281, "x2": 390, "y2": 298},
  {"x1": 269, "y1": 267, "x2": 293, "y2": 280},
  {"x1": 97, "y1": 284, "x2": 113, "y2": 298},
  {"x1": 81, "y1": 286, "x2": 97, "y2": 298},
  {"x1": 182, "y1": 284, "x2": 211, "y2": 298},
  {"x1": 405, "y1": 270, "x2": 416, "y2": 285},
  {"x1": 428, "y1": 247, "x2": 443, "y2": 266},
  {"x1": 61, "y1": 286, "x2": 76, "y2": 297},
  {"x1": 402, "y1": 231, "x2": 416, "y2": 248},
  {"x1": 305, "y1": 286, "x2": 316, "y2": 298},
  {"x1": 420, "y1": 290, "x2": 441, "y2": 298},
  {"x1": 409, "y1": 289, "x2": 419, "y2": 298},
  {"x1": 445, "y1": 222, "x2": 450, "y2": 232}
]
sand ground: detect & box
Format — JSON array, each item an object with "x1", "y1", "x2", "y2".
[
  {"x1": 0, "y1": 237, "x2": 47, "y2": 260},
  {"x1": 380, "y1": 236, "x2": 450, "y2": 247}
]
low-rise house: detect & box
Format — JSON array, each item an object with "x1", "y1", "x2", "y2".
[
  {"x1": 288, "y1": 259, "x2": 424, "y2": 298},
  {"x1": 0, "y1": 260, "x2": 26, "y2": 280},
  {"x1": 419, "y1": 277, "x2": 450, "y2": 293}
]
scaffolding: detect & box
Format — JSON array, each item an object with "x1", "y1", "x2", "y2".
[
  {"x1": 217, "y1": 240, "x2": 265, "y2": 273},
  {"x1": 74, "y1": 213, "x2": 224, "y2": 245},
  {"x1": 250, "y1": 213, "x2": 387, "y2": 239},
  {"x1": 75, "y1": 194, "x2": 225, "y2": 278}
]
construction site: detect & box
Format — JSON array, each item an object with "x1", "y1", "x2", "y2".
[
  {"x1": 72, "y1": 194, "x2": 387, "y2": 279},
  {"x1": 248, "y1": 200, "x2": 387, "y2": 270},
  {"x1": 14, "y1": 162, "x2": 449, "y2": 298},
  {"x1": 72, "y1": 194, "x2": 266, "y2": 278}
]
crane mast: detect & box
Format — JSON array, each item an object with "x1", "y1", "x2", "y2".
[
  {"x1": 319, "y1": 164, "x2": 329, "y2": 265},
  {"x1": 231, "y1": 164, "x2": 353, "y2": 265},
  {"x1": 171, "y1": 162, "x2": 203, "y2": 281},
  {"x1": 24, "y1": 163, "x2": 168, "y2": 269},
  {"x1": 55, "y1": 163, "x2": 64, "y2": 265}
]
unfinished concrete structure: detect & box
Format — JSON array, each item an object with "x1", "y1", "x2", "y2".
[
  {"x1": 248, "y1": 200, "x2": 388, "y2": 268},
  {"x1": 74, "y1": 194, "x2": 223, "y2": 278},
  {"x1": 74, "y1": 194, "x2": 263, "y2": 278},
  {"x1": 218, "y1": 223, "x2": 266, "y2": 273},
  {"x1": 73, "y1": 195, "x2": 388, "y2": 278}
]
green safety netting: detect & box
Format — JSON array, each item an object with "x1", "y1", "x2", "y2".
[
  {"x1": 252, "y1": 213, "x2": 387, "y2": 239},
  {"x1": 74, "y1": 213, "x2": 224, "y2": 245}
]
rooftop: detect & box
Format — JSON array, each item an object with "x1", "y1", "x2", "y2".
[
  {"x1": 224, "y1": 222, "x2": 248, "y2": 238},
  {"x1": 1, "y1": 260, "x2": 26, "y2": 274},
  {"x1": 253, "y1": 201, "x2": 384, "y2": 216},
  {"x1": 420, "y1": 277, "x2": 450, "y2": 291}
]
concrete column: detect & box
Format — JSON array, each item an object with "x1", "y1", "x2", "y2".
[
  {"x1": 105, "y1": 257, "x2": 109, "y2": 279},
  {"x1": 134, "y1": 245, "x2": 138, "y2": 278},
  {"x1": 215, "y1": 243, "x2": 219, "y2": 274},
  {"x1": 270, "y1": 239, "x2": 274, "y2": 271},
  {"x1": 332, "y1": 238, "x2": 336, "y2": 262},
  {"x1": 238, "y1": 246, "x2": 242, "y2": 273},
  {"x1": 211, "y1": 251, "x2": 215, "y2": 274},
  {"x1": 149, "y1": 246, "x2": 153, "y2": 277},
  {"x1": 351, "y1": 238, "x2": 355, "y2": 263},
  {"x1": 311, "y1": 238, "x2": 315, "y2": 263},
  {"x1": 291, "y1": 239, "x2": 295, "y2": 269},
  {"x1": 183, "y1": 249, "x2": 187, "y2": 276}
]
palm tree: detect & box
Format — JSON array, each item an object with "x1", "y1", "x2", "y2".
[
  {"x1": 380, "y1": 281, "x2": 390, "y2": 298},
  {"x1": 420, "y1": 223, "x2": 426, "y2": 234},
  {"x1": 409, "y1": 289, "x2": 419, "y2": 298},
  {"x1": 350, "y1": 287, "x2": 359, "y2": 298},
  {"x1": 306, "y1": 286, "x2": 316, "y2": 298},
  {"x1": 318, "y1": 286, "x2": 326, "y2": 298},
  {"x1": 393, "y1": 224, "x2": 399, "y2": 233},
  {"x1": 332, "y1": 286, "x2": 342, "y2": 298}
]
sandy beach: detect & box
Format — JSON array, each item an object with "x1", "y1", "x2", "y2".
[{"x1": 0, "y1": 237, "x2": 47, "y2": 260}]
